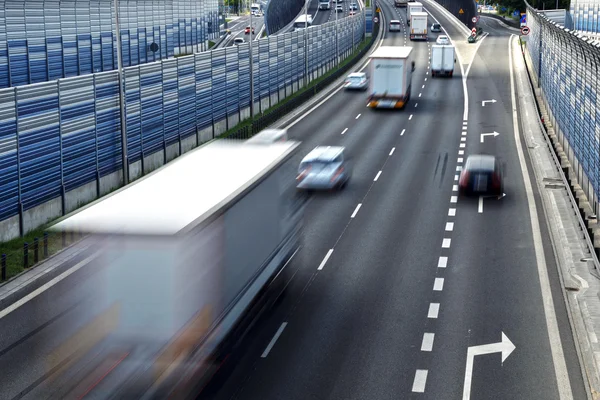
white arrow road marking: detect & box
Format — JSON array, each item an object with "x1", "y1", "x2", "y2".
[
  {"x1": 481, "y1": 99, "x2": 497, "y2": 107},
  {"x1": 462, "y1": 332, "x2": 516, "y2": 400},
  {"x1": 480, "y1": 131, "x2": 500, "y2": 143}
]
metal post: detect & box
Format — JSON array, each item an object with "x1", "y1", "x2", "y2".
[
  {"x1": 1, "y1": 254, "x2": 5, "y2": 281},
  {"x1": 23, "y1": 243, "x2": 28, "y2": 268},
  {"x1": 34, "y1": 237, "x2": 39, "y2": 264},
  {"x1": 335, "y1": 0, "x2": 339, "y2": 67},
  {"x1": 114, "y1": 0, "x2": 128, "y2": 185},
  {"x1": 43, "y1": 232, "x2": 48, "y2": 258},
  {"x1": 304, "y1": 0, "x2": 309, "y2": 87},
  {"x1": 249, "y1": 3, "x2": 255, "y2": 117}
]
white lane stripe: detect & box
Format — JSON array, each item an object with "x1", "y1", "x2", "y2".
[
  {"x1": 461, "y1": 137, "x2": 466, "y2": 142},
  {"x1": 433, "y1": 277, "x2": 445, "y2": 291},
  {"x1": 389, "y1": 147, "x2": 395, "y2": 156},
  {"x1": 422, "y1": 84, "x2": 425, "y2": 89},
  {"x1": 445, "y1": 222, "x2": 454, "y2": 231},
  {"x1": 452, "y1": 185, "x2": 459, "y2": 191},
  {"x1": 341, "y1": 128, "x2": 348, "y2": 135},
  {"x1": 462, "y1": 131, "x2": 467, "y2": 136},
  {"x1": 261, "y1": 322, "x2": 288, "y2": 358},
  {"x1": 459, "y1": 150, "x2": 464, "y2": 155},
  {"x1": 419, "y1": 93, "x2": 422, "y2": 97},
  {"x1": 356, "y1": 114, "x2": 361, "y2": 119},
  {"x1": 409, "y1": 114, "x2": 413, "y2": 120},
  {"x1": 415, "y1": 103, "x2": 418, "y2": 107},
  {"x1": 450, "y1": 196, "x2": 458, "y2": 203},
  {"x1": 401, "y1": 129, "x2": 406, "y2": 136},
  {"x1": 421, "y1": 333, "x2": 435, "y2": 351},
  {"x1": 449, "y1": 208, "x2": 456, "y2": 216},
  {"x1": 438, "y1": 256, "x2": 448, "y2": 268},
  {"x1": 454, "y1": 174, "x2": 459, "y2": 181},
  {"x1": 460, "y1": 143, "x2": 466, "y2": 148},
  {"x1": 456, "y1": 166, "x2": 463, "y2": 171},
  {"x1": 458, "y1": 157, "x2": 463, "y2": 163},
  {"x1": 0, "y1": 251, "x2": 101, "y2": 320},
  {"x1": 428, "y1": 303, "x2": 440, "y2": 318},
  {"x1": 425, "y1": 78, "x2": 427, "y2": 81},
  {"x1": 442, "y1": 238, "x2": 451, "y2": 248},
  {"x1": 463, "y1": 121, "x2": 468, "y2": 125},
  {"x1": 351, "y1": 203, "x2": 362, "y2": 218},
  {"x1": 412, "y1": 370, "x2": 428, "y2": 393},
  {"x1": 317, "y1": 249, "x2": 334, "y2": 270},
  {"x1": 374, "y1": 171, "x2": 382, "y2": 181}
]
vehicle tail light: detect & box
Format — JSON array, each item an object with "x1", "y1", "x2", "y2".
[
  {"x1": 331, "y1": 167, "x2": 344, "y2": 183},
  {"x1": 459, "y1": 170, "x2": 469, "y2": 187},
  {"x1": 297, "y1": 166, "x2": 311, "y2": 181}
]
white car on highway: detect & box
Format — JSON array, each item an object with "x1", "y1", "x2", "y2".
[{"x1": 436, "y1": 35, "x2": 450, "y2": 45}]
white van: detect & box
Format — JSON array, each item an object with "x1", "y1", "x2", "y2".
[{"x1": 246, "y1": 129, "x2": 289, "y2": 144}]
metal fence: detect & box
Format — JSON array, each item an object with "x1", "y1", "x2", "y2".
[
  {"x1": 525, "y1": 1, "x2": 600, "y2": 214},
  {"x1": 0, "y1": 13, "x2": 365, "y2": 241}
]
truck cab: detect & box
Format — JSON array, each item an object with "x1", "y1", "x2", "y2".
[{"x1": 319, "y1": 0, "x2": 331, "y2": 10}]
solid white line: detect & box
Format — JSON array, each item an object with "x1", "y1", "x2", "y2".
[
  {"x1": 442, "y1": 238, "x2": 451, "y2": 248},
  {"x1": 421, "y1": 333, "x2": 435, "y2": 351},
  {"x1": 0, "y1": 251, "x2": 101, "y2": 320},
  {"x1": 374, "y1": 171, "x2": 382, "y2": 181},
  {"x1": 409, "y1": 114, "x2": 413, "y2": 120},
  {"x1": 450, "y1": 196, "x2": 458, "y2": 203},
  {"x1": 261, "y1": 322, "x2": 288, "y2": 358},
  {"x1": 453, "y1": 185, "x2": 459, "y2": 191},
  {"x1": 449, "y1": 208, "x2": 456, "y2": 216},
  {"x1": 351, "y1": 203, "x2": 362, "y2": 218},
  {"x1": 457, "y1": 158, "x2": 463, "y2": 163},
  {"x1": 401, "y1": 129, "x2": 406, "y2": 136},
  {"x1": 317, "y1": 249, "x2": 334, "y2": 270},
  {"x1": 460, "y1": 143, "x2": 466, "y2": 148},
  {"x1": 341, "y1": 128, "x2": 348, "y2": 135},
  {"x1": 433, "y1": 277, "x2": 445, "y2": 291},
  {"x1": 428, "y1": 303, "x2": 440, "y2": 318},
  {"x1": 438, "y1": 256, "x2": 448, "y2": 268},
  {"x1": 509, "y1": 35, "x2": 573, "y2": 399},
  {"x1": 412, "y1": 370, "x2": 428, "y2": 393},
  {"x1": 356, "y1": 113, "x2": 361, "y2": 119},
  {"x1": 478, "y1": 196, "x2": 483, "y2": 213},
  {"x1": 459, "y1": 150, "x2": 464, "y2": 155},
  {"x1": 465, "y1": 33, "x2": 490, "y2": 77},
  {"x1": 389, "y1": 147, "x2": 395, "y2": 156},
  {"x1": 446, "y1": 222, "x2": 454, "y2": 231}
]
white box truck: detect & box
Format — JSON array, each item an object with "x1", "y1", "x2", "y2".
[
  {"x1": 407, "y1": 1, "x2": 423, "y2": 24},
  {"x1": 319, "y1": 0, "x2": 331, "y2": 10},
  {"x1": 367, "y1": 46, "x2": 415, "y2": 109},
  {"x1": 41, "y1": 141, "x2": 308, "y2": 399},
  {"x1": 410, "y1": 11, "x2": 428, "y2": 40},
  {"x1": 431, "y1": 44, "x2": 456, "y2": 77},
  {"x1": 395, "y1": 0, "x2": 408, "y2": 6}
]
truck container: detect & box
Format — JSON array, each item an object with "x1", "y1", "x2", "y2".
[
  {"x1": 431, "y1": 44, "x2": 456, "y2": 77},
  {"x1": 395, "y1": 0, "x2": 408, "y2": 7},
  {"x1": 319, "y1": 0, "x2": 331, "y2": 10},
  {"x1": 40, "y1": 140, "x2": 308, "y2": 399},
  {"x1": 407, "y1": 1, "x2": 423, "y2": 24},
  {"x1": 410, "y1": 11, "x2": 428, "y2": 40},
  {"x1": 367, "y1": 46, "x2": 414, "y2": 109}
]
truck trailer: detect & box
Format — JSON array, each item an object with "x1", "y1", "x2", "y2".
[
  {"x1": 410, "y1": 11, "x2": 428, "y2": 40},
  {"x1": 407, "y1": 1, "x2": 423, "y2": 24},
  {"x1": 395, "y1": 0, "x2": 408, "y2": 7},
  {"x1": 367, "y1": 46, "x2": 414, "y2": 109},
  {"x1": 37, "y1": 140, "x2": 307, "y2": 399},
  {"x1": 431, "y1": 44, "x2": 456, "y2": 77},
  {"x1": 319, "y1": 0, "x2": 331, "y2": 10}
]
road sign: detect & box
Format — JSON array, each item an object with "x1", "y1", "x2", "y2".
[
  {"x1": 376, "y1": 7, "x2": 381, "y2": 12},
  {"x1": 373, "y1": 16, "x2": 379, "y2": 23},
  {"x1": 459, "y1": 8, "x2": 464, "y2": 14},
  {"x1": 520, "y1": 13, "x2": 527, "y2": 27},
  {"x1": 471, "y1": 27, "x2": 477, "y2": 33},
  {"x1": 471, "y1": 31, "x2": 477, "y2": 38},
  {"x1": 472, "y1": 16, "x2": 477, "y2": 23},
  {"x1": 521, "y1": 26, "x2": 530, "y2": 35}
]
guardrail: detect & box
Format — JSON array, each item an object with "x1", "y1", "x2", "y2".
[{"x1": 0, "y1": 13, "x2": 365, "y2": 243}]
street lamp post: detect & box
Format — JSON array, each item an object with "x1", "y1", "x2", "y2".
[
  {"x1": 335, "y1": 0, "x2": 339, "y2": 67},
  {"x1": 304, "y1": 0, "x2": 308, "y2": 87},
  {"x1": 249, "y1": 0, "x2": 255, "y2": 117},
  {"x1": 114, "y1": 0, "x2": 128, "y2": 185}
]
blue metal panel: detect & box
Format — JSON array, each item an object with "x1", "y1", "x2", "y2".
[
  {"x1": 90, "y1": 0, "x2": 102, "y2": 73},
  {"x1": 225, "y1": 47, "x2": 239, "y2": 117},
  {"x1": 94, "y1": 71, "x2": 122, "y2": 176},
  {"x1": 178, "y1": 56, "x2": 195, "y2": 139},
  {"x1": 194, "y1": 52, "x2": 211, "y2": 130},
  {"x1": 163, "y1": 58, "x2": 179, "y2": 145},
  {"x1": 76, "y1": 1, "x2": 92, "y2": 75},
  {"x1": 283, "y1": 34, "x2": 292, "y2": 86},
  {"x1": 139, "y1": 62, "x2": 163, "y2": 156},
  {"x1": 211, "y1": 48, "x2": 226, "y2": 121},
  {"x1": 139, "y1": 27, "x2": 147, "y2": 65},
  {"x1": 0, "y1": 4, "x2": 8, "y2": 88},
  {"x1": 276, "y1": 35, "x2": 285, "y2": 90},
  {"x1": 100, "y1": 0, "x2": 113, "y2": 71},
  {"x1": 16, "y1": 82, "x2": 61, "y2": 210},
  {"x1": 124, "y1": 66, "x2": 141, "y2": 162},
  {"x1": 59, "y1": 75, "x2": 97, "y2": 191},
  {"x1": 0, "y1": 88, "x2": 18, "y2": 219},
  {"x1": 26, "y1": 3, "x2": 47, "y2": 83},
  {"x1": 237, "y1": 43, "x2": 250, "y2": 108},
  {"x1": 258, "y1": 40, "x2": 269, "y2": 98}
]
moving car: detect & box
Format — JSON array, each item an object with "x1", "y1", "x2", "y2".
[
  {"x1": 458, "y1": 155, "x2": 504, "y2": 197},
  {"x1": 336, "y1": 0, "x2": 343, "y2": 3},
  {"x1": 344, "y1": 72, "x2": 368, "y2": 90},
  {"x1": 335, "y1": 5, "x2": 343, "y2": 12},
  {"x1": 431, "y1": 23, "x2": 442, "y2": 32},
  {"x1": 349, "y1": 3, "x2": 358, "y2": 10},
  {"x1": 349, "y1": 10, "x2": 356, "y2": 15},
  {"x1": 233, "y1": 37, "x2": 245, "y2": 45},
  {"x1": 297, "y1": 146, "x2": 351, "y2": 191},
  {"x1": 436, "y1": 34, "x2": 450, "y2": 45},
  {"x1": 389, "y1": 20, "x2": 402, "y2": 32},
  {"x1": 245, "y1": 26, "x2": 255, "y2": 34}
]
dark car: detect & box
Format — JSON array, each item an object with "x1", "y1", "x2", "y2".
[
  {"x1": 431, "y1": 23, "x2": 442, "y2": 32},
  {"x1": 458, "y1": 155, "x2": 504, "y2": 197}
]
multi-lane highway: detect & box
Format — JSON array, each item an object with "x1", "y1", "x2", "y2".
[
  {"x1": 199, "y1": 1, "x2": 588, "y2": 399},
  {"x1": 0, "y1": 1, "x2": 590, "y2": 399}
]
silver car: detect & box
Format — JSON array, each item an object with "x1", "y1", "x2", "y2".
[
  {"x1": 297, "y1": 146, "x2": 351, "y2": 190},
  {"x1": 436, "y1": 35, "x2": 450, "y2": 45},
  {"x1": 344, "y1": 72, "x2": 368, "y2": 90}
]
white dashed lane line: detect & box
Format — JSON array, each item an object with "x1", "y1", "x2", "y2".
[
  {"x1": 449, "y1": 208, "x2": 456, "y2": 216},
  {"x1": 421, "y1": 333, "x2": 435, "y2": 352},
  {"x1": 351, "y1": 203, "x2": 362, "y2": 218},
  {"x1": 389, "y1": 147, "x2": 395, "y2": 156},
  {"x1": 438, "y1": 256, "x2": 447, "y2": 268},
  {"x1": 450, "y1": 195, "x2": 458, "y2": 203},
  {"x1": 341, "y1": 128, "x2": 348, "y2": 135},
  {"x1": 261, "y1": 322, "x2": 288, "y2": 358},
  {"x1": 409, "y1": 115, "x2": 413, "y2": 120},
  {"x1": 433, "y1": 277, "x2": 445, "y2": 291},
  {"x1": 428, "y1": 303, "x2": 440, "y2": 318},
  {"x1": 356, "y1": 113, "x2": 361, "y2": 119},
  {"x1": 445, "y1": 222, "x2": 454, "y2": 231},
  {"x1": 459, "y1": 150, "x2": 464, "y2": 155},
  {"x1": 317, "y1": 249, "x2": 334, "y2": 270},
  {"x1": 401, "y1": 129, "x2": 406, "y2": 135},
  {"x1": 412, "y1": 370, "x2": 428, "y2": 393},
  {"x1": 374, "y1": 171, "x2": 382, "y2": 181},
  {"x1": 442, "y1": 238, "x2": 451, "y2": 248},
  {"x1": 452, "y1": 185, "x2": 458, "y2": 191}
]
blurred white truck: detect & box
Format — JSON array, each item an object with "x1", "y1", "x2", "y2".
[
  {"x1": 319, "y1": 0, "x2": 331, "y2": 10},
  {"x1": 410, "y1": 11, "x2": 428, "y2": 40},
  {"x1": 431, "y1": 44, "x2": 456, "y2": 77},
  {"x1": 407, "y1": 2, "x2": 423, "y2": 24},
  {"x1": 367, "y1": 46, "x2": 415, "y2": 109}
]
